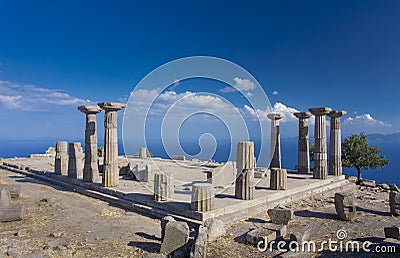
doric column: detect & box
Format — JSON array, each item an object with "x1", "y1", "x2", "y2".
[
  {"x1": 309, "y1": 107, "x2": 332, "y2": 179},
  {"x1": 328, "y1": 110, "x2": 346, "y2": 176},
  {"x1": 55, "y1": 141, "x2": 68, "y2": 176},
  {"x1": 235, "y1": 141, "x2": 255, "y2": 200},
  {"x1": 191, "y1": 183, "x2": 214, "y2": 211},
  {"x1": 270, "y1": 168, "x2": 287, "y2": 190},
  {"x1": 294, "y1": 112, "x2": 312, "y2": 172},
  {"x1": 78, "y1": 105, "x2": 102, "y2": 182},
  {"x1": 68, "y1": 142, "x2": 84, "y2": 179},
  {"x1": 98, "y1": 102, "x2": 126, "y2": 187},
  {"x1": 267, "y1": 113, "x2": 284, "y2": 169},
  {"x1": 154, "y1": 173, "x2": 172, "y2": 202}
]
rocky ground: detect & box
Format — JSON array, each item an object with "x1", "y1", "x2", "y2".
[{"x1": 1, "y1": 167, "x2": 399, "y2": 257}]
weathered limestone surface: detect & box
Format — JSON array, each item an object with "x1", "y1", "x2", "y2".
[
  {"x1": 78, "y1": 105, "x2": 102, "y2": 182},
  {"x1": 67, "y1": 142, "x2": 84, "y2": 179},
  {"x1": 235, "y1": 141, "x2": 255, "y2": 200},
  {"x1": 204, "y1": 218, "x2": 226, "y2": 241},
  {"x1": 160, "y1": 220, "x2": 190, "y2": 255},
  {"x1": 267, "y1": 208, "x2": 292, "y2": 225},
  {"x1": 245, "y1": 224, "x2": 287, "y2": 246},
  {"x1": 267, "y1": 113, "x2": 284, "y2": 169},
  {"x1": 328, "y1": 110, "x2": 346, "y2": 176},
  {"x1": 54, "y1": 141, "x2": 68, "y2": 176},
  {"x1": 191, "y1": 183, "x2": 214, "y2": 212},
  {"x1": 0, "y1": 184, "x2": 22, "y2": 198},
  {"x1": 154, "y1": 173, "x2": 172, "y2": 202},
  {"x1": 389, "y1": 191, "x2": 400, "y2": 216},
  {"x1": 294, "y1": 112, "x2": 311, "y2": 172},
  {"x1": 0, "y1": 189, "x2": 25, "y2": 222},
  {"x1": 335, "y1": 193, "x2": 356, "y2": 221},
  {"x1": 98, "y1": 102, "x2": 126, "y2": 187},
  {"x1": 270, "y1": 168, "x2": 287, "y2": 190},
  {"x1": 192, "y1": 225, "x2": 208, "y2": 258},
  {"x1": 160, "y1": 216, "x2": 175, "y2": 241},
  {"x1": 309, "y1": 107, "x2": 332, "y2": 179}
]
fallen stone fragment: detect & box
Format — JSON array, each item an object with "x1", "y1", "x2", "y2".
[
  {"x1": 0, "y1": 185, "x2": 21, "y2": 198},
  {"x1": 0, "y1": 189, "x2": 11, "y2": 207},
  {"x1": 384, "y1": 226, "x2": 400, "y2": 240},
  {"x1": 160, "y1": 221, "x2": 189, "y2": 255},
  {"x1": 0, "y1": 204, "x2": 25, "y2": 222},
  {"x1": 245, "y1": 224, "x2": 286, "y2": 246},
  {"x1": 389, "y1": 191, "x2": 400, "y2": 216},
  {"x1": 44, "y1": 238, "x2": 70, "y2": 249},
  {"x1": 49, "y1": 232, "x2": 63, "y2": 238},
  {"x1": 360, "y1": 179, "x2": 376, "y2": 188},
  {"x1": 378, "y1": 183, "x2": 390, "y2": 190},
  {"x1": 160, "y1": 216, "x2": 175, "y2": 241},
  {"x1": 204, "y1": 218, "x2": 226, "y2": 241},
  {"x1": 267, "y1": 208, "x2": 292, "y2": 225},
  {"x1": 192, "y1": 225, "x2": 207, "y2": 258},
  {"x1": 334, "y1": 193, "x2": 356, "y2": 221},
  {"x1": 390, "y1": 183, "x2": 400, "y2": 192}
]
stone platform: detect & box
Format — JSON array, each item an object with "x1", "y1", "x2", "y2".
[{"x1": 0, "y1": 157, "x2": 352, "y2": 225}]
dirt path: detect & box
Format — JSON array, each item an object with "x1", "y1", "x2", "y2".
[{"x1": 0, "y1": 168, "x2": 161, "y2": 257}]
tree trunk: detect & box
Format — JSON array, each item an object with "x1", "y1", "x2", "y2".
[{"x1": 356, "y1": 167, "x2": 362, "y2": 184}]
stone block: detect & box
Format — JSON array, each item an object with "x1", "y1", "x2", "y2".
[
  {"x1": 0, "y1": 185, "x2": 21, "y2": 198},
  {"x1": 160, "y1": 221, "x2": 190, "y2": 255},
  {"x1": 191, "y1": 183, "x2": 214, "y2": 212},
  {"x1": 160, "y1": 216, "x2": 176, "y2": 242},
  {"x1": 270, "y1": 168, "x2": 287, "y2": 190},
  {"x1": 0, "y1": 189, "x2": 11, "y2": 207},
  {"x1": 192, "y1": 225, "x2": 207, "y2": 258},
  {"x1": 204, "y1": 218, "x2": 226, "y2": 241},
  {"x1": 334, "y1": 193, "x2": 356, "y2": 221},
  {"x1": 361, "y1": 179, "x2": 376, "y2": 188},
  {"x1": 245, "y1": 224, "x2": 286, "y2": 246},
  {"x1": 390, "y1": 183, "x2": 400, "y2": 192},
  {"x1": 267, "y1": 208, "x2": 292, "y2": 225},
  {"x1": 384, "y1": 226, "x2": 400, "y2": 240},
  {"x1": 0, "y1": 204, "x2": 25, "y2": 222},
  {"x1": 389, "y1": 191, "x2": 400, "y2": 216},
  {"x1": 55, "y1": 141, "x2": 68, "y2": 176}
]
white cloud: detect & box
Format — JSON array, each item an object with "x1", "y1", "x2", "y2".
[
  {"x1": 0, "y1": 80, "x2": 90, "y2": 111},
  {"x1": 272, "y1": 90, "x2": 279, "y2": 96},
  {"x1": 220, "y1": 77, "x2": 256, "y2": 94},
  {"x1": 344, "y1": 114, "x2": 391, "y2": 127},
  {"x1": 243, "y1": 102, "x2": 299, "y2": 122}
]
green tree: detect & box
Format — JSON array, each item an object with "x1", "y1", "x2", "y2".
[
  {"x1": 342, "y1": 133, "x2": 389, "y2": 183},
  {"x1": 309, "y1": 143, "x2": 315, "y2": 162}
]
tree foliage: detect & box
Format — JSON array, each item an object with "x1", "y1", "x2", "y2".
[{"x1": 342, "y1": 133, "x2": 389, "y2": 182}]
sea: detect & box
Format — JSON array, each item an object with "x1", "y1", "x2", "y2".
[{"x1": 0, "y1": 137, "x2": 398, "y2": 185}]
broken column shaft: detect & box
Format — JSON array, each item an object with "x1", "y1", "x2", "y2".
[
  {"x1": 294, "y1": 112, "x2": 312, "y2": 173},
  {"x1": 235, "y1": 141, "x2": 255, "y2": 200}
]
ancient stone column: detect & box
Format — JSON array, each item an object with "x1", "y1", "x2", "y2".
[
  {"x1": 154, "y1": 173, "x2": 172, "y2": 202},
  {"x1": 139, "y1": 147, "x2": 147, "y2": 159},
  {"x1": 270, "y1": 168, "x2": 287, "y2": 190},
  {"x1": 68, "y1": 142, "x2": 84, "y2": 179},
  {"x1": 98, "y1": 102, "x2": 126, "y2": 187},
  {"x1": 191, "y1": 183, "x2": 214, "y2": 212},
  {"x1": 235, "y1": 141, "x2": 255, "y2": 200},
  {"x1": 78, "y1": 106, "x2": 102, "y2": 183},
  {"x1": 309, "y1": 107, "x2": 332, "y2": 179},
  {"x1": 267, "y1": 113, "x2": 284, "y2": 169},
  {"x1": 54, "y1": 141, "x2": 68, "y2": 176},
  {"x1": 294, "y1": 112, "x2": 312, "y2": 173},
  {"x1": 328, "y1": 110, "x2": 346, "y2": 176}
]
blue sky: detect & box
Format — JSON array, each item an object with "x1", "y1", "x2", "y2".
[{"x1": 0, "y1": 0, "x2": 399, "y2": 145}]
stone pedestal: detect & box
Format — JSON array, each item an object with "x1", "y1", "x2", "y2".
[
  {"x1": 294, "y1": 112, "x2": 312, "y2": 172},
  {"x1": 154, "y1": 173, "x2": 172, "y2": 202},
  {"x1": 328, "y1": 110, "x2": 346, "y2": 176},
  {"x1": 55, "y1": 141, "x2": 68, "y2": 176},
  {"x1": 78, "y1": 106, "x2": 102, "y2": 182},
  {"x1": 68, "y1": 142, "x2": 84, "y2": 179},
  {"x1": 191, "y1": 183, "x2": 214, "y2": 212},
  {"x1": 98, "y1": 102, "x2": 126, "y2": 187},
  {"x1": 139, "y1": 147, "x2": 147, "y2": 159},
  {"x1": 267, "y1": 113, "x2": 284, "y2": 169},
  {"x1": 235, "y1": 141, "x2": 255, "y2": 200},
  {"x1": 309, "y1": 107, "x2": 332, "y2": 179},
  {"x1": 270, "y1": 168, "x2": 287, "y2": 190}
]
